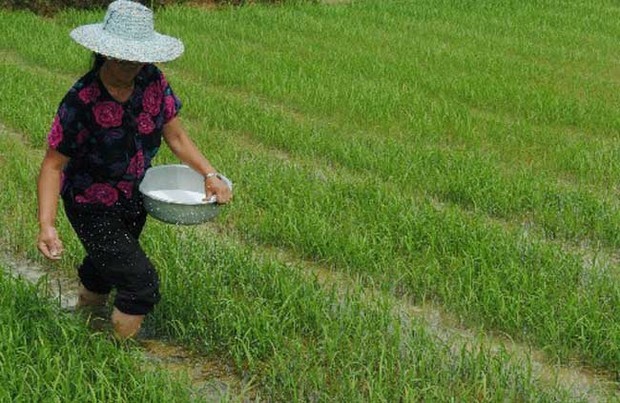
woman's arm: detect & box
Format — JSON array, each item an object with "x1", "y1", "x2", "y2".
[
  {"x1": 37, "y1": 148, "x2": 68, "y2": 260},
  {"x1": 163, "y1": 117, "x2": 232, "y2": 203}
]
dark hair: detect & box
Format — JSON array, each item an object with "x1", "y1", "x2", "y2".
[{"x1": 91, "y1": 52, "x2": 106, "y2": 71}]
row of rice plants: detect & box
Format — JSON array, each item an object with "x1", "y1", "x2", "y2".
[
  {"x1": 157, "y1": 1, "x2": 619, "y2": 131},
  {"x1": 3, "y1": 4, "x2": 620, "y2": 243},
  {"x1": 3, "y1": 34, "x2": 618, "y2": 255},
  {"x1": 169, "y1": 73, "x2": 620, "y2": 247},
  {"x1": 160, "y1": 1, "x2": 619, "y2": 148},
  {"x1": 0, "y1": 95, "x2": 616, "y2": 399},
  {"x1": 153, "y1": 1, "x2": 620, "y2": 243},
  {"x1": 0, "y1": 43, "x2": 620, "y2": 256},
  {"x1": 0, "y1": 133, "x2": 577, "y2": 401},
  {"x1": 179, "y1": 114, "x2": 620, "y2": 374},
  {"x1": 0, "y1": 267, "x2": 189, "y2": 401},
  {"x1": 8, "y1": 1, "x2": 620, "y2": 145}
]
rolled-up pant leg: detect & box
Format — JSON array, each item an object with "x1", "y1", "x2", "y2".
[{"x1": 65, "y1": 203, "x2": 160, "y2": 316}]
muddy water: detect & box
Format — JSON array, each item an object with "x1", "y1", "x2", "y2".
[
  {"x1": 0, "y1": 255, "x2": 255, "y2": 402},
  {"x1": 392, "y1": 303, "x2": 618, "y2": 403},
  {"x1": 140, "y1": 339, "x2": 256, "y2": 401},
  {"x1": 2, "y1": 254, "x2": 79, "y2": 309}
]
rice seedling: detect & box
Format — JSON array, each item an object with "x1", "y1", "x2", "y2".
[{"x1": 0, "y1": 267, "x2": 190, "y2": 401}]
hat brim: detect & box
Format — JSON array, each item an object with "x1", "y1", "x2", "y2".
[{"x1": 70, "y1": 24, "x2": 184, "y2": 63}]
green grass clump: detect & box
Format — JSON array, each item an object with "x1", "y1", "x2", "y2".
[{"x1": 0, "y1": 268, "x2": 189, "y2": 401}]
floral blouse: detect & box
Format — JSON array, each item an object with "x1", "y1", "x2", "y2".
[{"x1": 47, "y1": 64, "x2": 181, "y2": 207}]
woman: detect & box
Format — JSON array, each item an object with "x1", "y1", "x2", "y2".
[{"x1": 36, "y1": 0, "x2": 231, "y2": 339}]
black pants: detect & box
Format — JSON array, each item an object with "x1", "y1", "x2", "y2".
[{"x1": 64, "y1": 197, "x2": 160, "y2": 315}]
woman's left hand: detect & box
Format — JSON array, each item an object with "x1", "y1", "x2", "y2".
[{"x1": 205, "y1": 175, "x2": 232, "y2": 204}]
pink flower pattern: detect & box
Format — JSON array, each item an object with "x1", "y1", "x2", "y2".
[
  {"x1": 49, "y1": 64, "x2": 181, "y2": 204},
  {"x1": 142, "y1": 81, "x2": 162, "y2": 116},
  {"x1": 75, "y1": 183, "x2": 119, "y2": 206},
  {"x1": 116, "y1": 181, "x2": 134, "y2": 199},
  {"x1": 164, "y1": 95, "x2": 177, "y2": 122},
  {"x1": 47, "y1": 115, "x2": 63, "y2": 148},
  {"x1": 78, "y1": 83, "x2": 101, "y2": 105},
  {"x1": 93, "y1": 101, "x2": 124, "y2": 128},
  {"x1": 127, "y1": 149, "x2": 145, "y2": 178},
  {"x1": 137, "y1": 112, "x2": 155, "y2": 135},
  {"x1": 160, "y1": 74, "x2": 169, "y2": 90}
]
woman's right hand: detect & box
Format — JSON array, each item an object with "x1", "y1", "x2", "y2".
[{"x1": 37, "y1": 226, "x2": 64, "y2": 260}]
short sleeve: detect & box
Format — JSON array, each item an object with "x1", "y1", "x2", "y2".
[
  {"x1": 160, "y1": 71, "x2": 182, "y2": 124},
  {"x1": 47, "y1": 96, "x2": 82, "y2": 158}
]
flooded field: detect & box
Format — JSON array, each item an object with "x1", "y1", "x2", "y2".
[{"x1": 1, "y1": 0, "x2": 620, "y2": 400}]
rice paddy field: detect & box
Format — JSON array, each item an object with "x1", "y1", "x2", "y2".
[{"x1": 1, "y1": 0, "x2": 620, "y2": 400}]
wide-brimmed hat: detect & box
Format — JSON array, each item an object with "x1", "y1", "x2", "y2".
[{"x1": 70, "y1": 0, "x2": 184, "y2": 63}]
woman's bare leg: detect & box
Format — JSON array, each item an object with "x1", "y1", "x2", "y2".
[
  {"x1": 111, "y1": 307, "x2": 144, "y2": 339},
  {"x1": 77, "y1": 285, "x2": 108, "y2": 307}
]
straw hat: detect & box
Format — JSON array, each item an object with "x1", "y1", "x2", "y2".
[{"x1": 70, "y1": 0, "x2": 184, "y2": 63}]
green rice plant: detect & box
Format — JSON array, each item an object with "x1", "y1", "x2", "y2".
[
  {"x1": 152, "y1": 1, "x2": 620, "y2": 245},
  {"x1": 216, "y1": 143, "x2": 620, "y2": 372},
  {"x1": 142, "y1": 222, "x2": 574, "y2": 401},
  {"x1": 0, "y1": 268, "x2": 189, "y2": 401}
]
